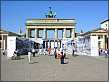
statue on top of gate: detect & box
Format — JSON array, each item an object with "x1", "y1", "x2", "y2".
[{"x1": 45, "y1": 7, "x2": 56, "y2": 18}]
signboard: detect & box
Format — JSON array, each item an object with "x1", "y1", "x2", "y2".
[{"x1": 91, "y1": 36, "x2": 98, "y2": 56}]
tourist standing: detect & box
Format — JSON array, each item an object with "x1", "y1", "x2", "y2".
[
  {"x1": 63, "y1": 49, "x2": 66, "y2": 59},
  {"x1": 48, "y1": 48, "x2": 50, "y2": 56},
  {"x1": 100, "y1": 48, "x2": 102, "y2": 56},
  {"x1": 28, "y1": 50, "x2": 32, "y2": 64},
  {"x1": 103, "y1": 49, "x2": 105, "y2": 55},
  {"x1": 54, "y1": 48, "x2": 57, "y2": 59},
  {"x1": 107, "y1": 49, "x2": 109, "y2": 57},
  {"x1": 32, "y1": 49, "x2": 35, "y2": 57},
  {"x1": 60, "y1": 49, "x2": 64, "y2": 64},
  {"x1": 105, "y1": 49, "x2": 107, "y2": 58},
  {"x1": 44, "y1": 48, "x2": 46, "y2": 55},
  {"x1": 3, "y1": 50, "x2": 5, "y2": 55},
  {"x1": 72, "y1": 48, "x2": 75, "y2": 57},
  {"x1": 39, "y1": 48, "x2": 42, "y2": 55}
]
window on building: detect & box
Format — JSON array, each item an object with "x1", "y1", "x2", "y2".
[
  {"x1": 105, "y1": 24, "x2": 107, "y2": 27},
  {"x1": 98, "y1": 36, "x2": 100, "y2": 39},
  {"x1": 0, "y1": 37, "x2": 2, "y2": 40}
]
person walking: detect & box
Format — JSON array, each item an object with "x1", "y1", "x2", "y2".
[
  {"x1": 32, "y1": 49, "x2": 35, "y2": 57},
  {"x1": 48, "y1": 48, "x2": 50, "y2": 56},
  {"x1": 107, "y1": 49, "x2": 109, "y2": 57},
  {"x1": 72, "y1": 49, "x2": 75, "y2": 57},
  {"x1": 60, "y1": 49, "x2": 64, "y2": 64},
  {"x1": 105, "y1": 49, "x2": 107, "y2": 58},
  {"x1": 63, "y1": 49, "x2": 66, "y2": 59},
  {"x1": 3, "y1": 50, "x2": 5, "y2": 55},
  {"x1": 103, "y1": 49, "x2": 105, "y2": 55},
  {"x1": 44, "y1": 48, "x2": 46, "y2": 55},
  {"x1": 54, "y1": 48, "x2": 57, "y2": 59},
  {"x1": 28, "y1": 50, "x2": 32, "y2": 64}
]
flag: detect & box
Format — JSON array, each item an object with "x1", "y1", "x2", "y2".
[
  {"x1": 81, "y1": 29, "x2": 83, "y2": 33},
  {"x1": 20, "y1": 29, "x2": 22, "y2": 34}
]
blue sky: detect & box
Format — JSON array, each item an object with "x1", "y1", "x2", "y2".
[{"x1": 1, "y1": 1, "x2": 108, "y2": 38}]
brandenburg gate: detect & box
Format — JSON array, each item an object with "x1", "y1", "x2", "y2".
[{"x1": 25, "y1": 7, "x2": 76, "y2": 38}]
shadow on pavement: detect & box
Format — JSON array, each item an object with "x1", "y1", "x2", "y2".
[
  {"x1": 31, "y1": 62, "x2": 39, "y2": 64},
  {"x1": 64, "y1": 62, "x2": 69, "y2": 64}
]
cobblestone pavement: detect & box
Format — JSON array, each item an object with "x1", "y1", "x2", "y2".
[{"x1": 1, "y1": 54, "x2": 108, "y2": 81}]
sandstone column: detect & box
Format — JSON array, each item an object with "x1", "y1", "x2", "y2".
[
  {"x1": 26, "y1": 28, "x2": 29, "y2": 38},
  {"x1": 29, "y1": 29, "x2": 31, "y2": 38},
  {"x1": 35, "y1": 28, "x2": 38, "y2": 38},
  {"x1": 103, "y1": 35, "x2": 105, "y2": 49},
  {"x1": 38, "y1": 29, "x2": 39, "y2": 38},
  {"x1": 71, "y1": 28, "x2": 75, "y2": 38},
  {"x1": 43, "y1": 28, "x2": 47, "y2": 38},
  {"x1": 63, "y1": 28, "x2": 66, "y2": 38},
  {"x1": 55, "y1": 28, "x2": 58, "y2": 38}
]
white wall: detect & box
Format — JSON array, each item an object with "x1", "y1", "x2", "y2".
[
  {"x1": 91, "y1": 36, "x2": 98, "y2": 56},
  {"x1": 101, "y1": 21, "x2": 109, "y2": 30},
  {"x1": 7, "y1": 36, "x2": 16, "y2": 57}
]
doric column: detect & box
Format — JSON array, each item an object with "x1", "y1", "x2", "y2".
[
  {"x1": 38, "y1": 29, "x2": 39, "y2": 38},
  {"x1": 43, "y1": 28, "x2": 47, "y2": 38},
  {"x1": 103, "y1": 35, "x2": 105, "y2": 49},
  {"x1": 35, "y1": 28, "x2": 38, "y2": 38},
  {"x1": 71, "y1": 28, "x2": 75, "y2": 38},
  {"x1": 29, "y1": 29, "x2": 31, "y2": 38},
  {"x1": 2, "y1": 35, "x2": 4, "y2": 50},
  {"x1": 26, "y1": 28, "x2": 29, "y2": 38},
  {"x1": 55, "y1": 28, "x2": 58, "y2": 38},
  {"x1": 63, "y1": 28, "x2": 66, "y2": 38}
]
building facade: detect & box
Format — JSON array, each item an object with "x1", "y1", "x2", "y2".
[
  {"x1": 0, "y1": 29, "x2": 20, "y2": 50},
  {"x1": 76, "y1": 28, "x2": 109, "y2": 49},
  {"x1": 25, "y1": 18, "x2": 76, "y2": 39},
  {"x1": 25, "y1": 7, "x2": 76, "y2": 39},
  {"x1": 101, "y1": 19, "x2": 109, "y2": 30}
]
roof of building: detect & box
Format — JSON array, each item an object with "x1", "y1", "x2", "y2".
[
  {"x1": 76, "y1": 28, "x2": 109, "y2": 36},
  {"x1": 100, "y1": 19, "x2": 109, "y2": 24},
  {"x1": 18, "y1": 33, "x2": 25, "y2": 35},
  {"x1": 0, "y1": 29, "x2": 20, "y2": 36}
]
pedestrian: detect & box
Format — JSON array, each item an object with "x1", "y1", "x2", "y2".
[
  {"x1": 3, "y1": 50, "x2": 5, "y2": 55},
  {"x1": 44, "y1": 48, "x2": 46, "y2": 55},
  {"x1": 63, "y1": 49, "x2": 66, "y2": 59},
  {"x1": 32, "y1": 49, "x2": 35, "y2": 57},
  {"x1": 14, "y1": 49, "x2": 17, "y2": 60},
  {"x1": 60, "y1": 49, "x2": 64, "y2": 64},
  {"x1": 107, "y1": 49, "x2": 109, "y2": 57},
  {"x1": 100, "y1": 48, "x2": 102, "y2": 56},
  {"x1": 105, "y1": 49, "x2": 107, "y2": 58},
  {"x1": 54, "y1": 48, "x2": 57, "y2": 59},
  {"x1": 48, "y1": 48, "x2": 50, "y2": 56},
  {"x1": 103, "y1": 49, "x2": 105, "y2": 55},
  {"x1": 39, "y1": 48, "x2": 42, "y2": 55},
  {"x1": 99, "y1": 48, "x2": 100, "y2": 56},
  {"x1": 72, "y1": 48, "x2": 75, "y2": 57},
  {"x1": 16, "y1": 49, "x2": 20, "y2": 59},
  {"x1": 28, "y1": 50, "x2": 32, "y2": 64}
]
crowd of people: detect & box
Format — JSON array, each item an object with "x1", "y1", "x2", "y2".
[
  {"x1": 2, "y1": 47, "x2": 109, "y2": 64},
  {"x1": 99, "y1": 48, "x2": 109, "y2": 58}
]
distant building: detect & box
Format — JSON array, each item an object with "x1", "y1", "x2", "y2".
[
  {"x1": 76, "y1": 19, "x2": 109, "y2": 49},
  {"x1": 0, "y1": 29, "x2": 20, "y2": 50},
  {"x1": 101, "y1": 19, "x2": 109, "y2": 30}
]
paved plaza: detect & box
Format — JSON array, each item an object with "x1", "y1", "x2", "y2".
[{"x1": 1, "y1": 53, "x2": 108, "y2": 81}]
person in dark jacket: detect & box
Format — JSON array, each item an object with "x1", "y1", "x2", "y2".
[{"x1": 60, "y1": 49, "x2": 64, "y2": 64}]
